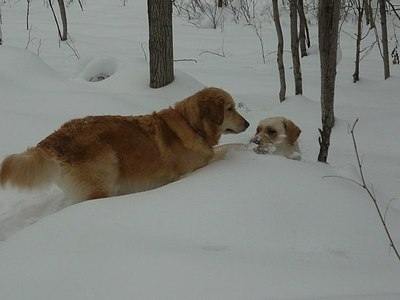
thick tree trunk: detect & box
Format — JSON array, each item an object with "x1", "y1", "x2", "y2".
[
  {"x1": 272, "y1": 0, "x2": 286, "y2": 102},
  {"x1": 290, "y1": 0, "x2": 302, "y2": 95},
  {"x1": 317, "y1": 0, "x2": 340, "y2": 163},
  {"x1": 148, "y1": 0, "x2": 174, "y2": 88},
  {"x1": 378, "y1": 0, "x2": 390, "y2": 79}
]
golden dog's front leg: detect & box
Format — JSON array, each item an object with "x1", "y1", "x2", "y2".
[{"x1": 211, "y1": 143, "x2": 249, "y2": 163}]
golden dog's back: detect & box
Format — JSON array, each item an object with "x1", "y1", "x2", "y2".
[{"x1": 0, "y1": 111, "x2": 214, "y2": 201}]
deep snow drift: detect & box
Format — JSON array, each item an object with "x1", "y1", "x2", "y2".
[{"x1": 0, "y1": 1, "x2": 399, "y2": 299}]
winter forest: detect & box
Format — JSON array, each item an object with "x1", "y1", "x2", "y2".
[{"x1": 0, "y1": 1, "x2": 400, "y2": 299}]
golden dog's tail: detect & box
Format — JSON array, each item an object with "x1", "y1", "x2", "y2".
[{"x1": 0, "y1": 147, "x2": 59, "y2": 189}]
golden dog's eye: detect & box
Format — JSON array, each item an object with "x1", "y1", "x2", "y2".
[{"x1": 227, "y1": 106, "x2": 233, "y2": 112}]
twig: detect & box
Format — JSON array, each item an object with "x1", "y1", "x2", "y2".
[
  {"x1": 65, "y1": 34, "x2": 80, "y2": 59},
  {"x1": 174, "y1": 58, "x2": 198, "y2": 63},
  {"x1": 349, "y1": 119, "x2": 400, "y2": 260},
  {"x1": 78, "y1": 0, "x2": 84, "y2": 11},
  {"x1": 322, "y1": 175, "x2": 364, "y2": 188},
  {"x1": 141, "y1": 42, "x2": 148, "y2": 62},
  {"x1": 384, "y1": 198, "x2": 399, "y2": 223},
  {"x1": 25, "y1": 25, "x2": 33, "y2": 50},
  {"x1": 386, "y1": 0, "x2": 400, "y2": 21},
  {"x1": 199, "y1": 38, "x2": 226, "y2": 58},
  {"x1": 199, "y1": 50, "x2": 225, "y2": 57},
  {"x1": 37, "y1": 38, "x2": 42, "y2": 56}
]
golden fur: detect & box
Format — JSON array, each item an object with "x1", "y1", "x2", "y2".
[
  {"x1": 0, "y1": 87, "x2": 249, "y2": 202},
  {"x1": 251, "y1": 116, "x2": 301, "y2": 160}
]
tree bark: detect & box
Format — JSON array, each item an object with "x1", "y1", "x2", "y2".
[
  {"x1": 48, "y1": 0, "x2": 67, "y2": 41},
  {"x1": 148, "y1": 0, "x2": 174, "y2": 88},
  {"x1": 318, "y1": 0, "x2": 340, "y2": 163},
  {"x1": 378, "y1": 0, "x2": 390, "y2": 79},
  {"x1": 57, "y1": 0, "x2": 68, "y2": 41},
  {"x1": 290, "y1": 0, "x2": 302, "y2": 95},
  {"x1": 364, "y1": 0, "x2": 374, "y2": 28},
  {"x1": 353, "y1": 0, "x2": 364, "y2": 83},
  {"x1": 0, "y1": 3, "x2": 3, "y2": 45},
  {"x1": 297, "y1": 0, "x2": 309, "y2": 57},
  {"x1": 272, "y1": 0, "x2": 286, "y2": 102}
]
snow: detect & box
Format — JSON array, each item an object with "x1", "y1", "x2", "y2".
[{"x1": 0, "y1": 1, "x2": 399, "y2": 299}]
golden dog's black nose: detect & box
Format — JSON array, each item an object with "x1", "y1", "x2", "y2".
[{"x1": 244, "y1": 121, "x2": 250, "y2": 129}]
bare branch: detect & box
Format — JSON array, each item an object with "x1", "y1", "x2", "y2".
[
  {"x1": 199, "y1": 50, "x2": 225, "y2": 57},
  {"x1": 322, "y1": 175, "x2": 365, "y2": 188},
  {"x1": 349, "y1": 119, "x2": 400, "y2": 260},
  {"x1": 386, "y1": 0, "x2": 400, "y2": 20},
  {"x1": 174, "y1": 58, "x2": 198, "y2": 63},
  {"x1": 384, "y1": 198, "x2": 400, "y2": 222}
]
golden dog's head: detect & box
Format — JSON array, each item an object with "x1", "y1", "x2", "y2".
[
  {"x1": 175, "y1": 87, "x2": 249, "y2": 145},
  {"x1": 251, "y1": 116, "x2": 301, "y2": 157}
]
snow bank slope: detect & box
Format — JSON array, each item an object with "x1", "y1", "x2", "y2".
[{"x1": 0, "y1": 149, "x2": 399, "y2": 299}]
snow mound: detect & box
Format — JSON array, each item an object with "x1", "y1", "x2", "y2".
[
  {"x1": 0, "y1": 47, "x2": 66, "y2": 89},
  {"x1": 76, "y1": 56, "x2": 119, "y2": 82},
  {"x1": 0, "y1": 152, "x2": 399, "y2": 299}
]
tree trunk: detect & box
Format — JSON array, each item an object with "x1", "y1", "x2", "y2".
[
  {"x1": 378, "y1": 0, "x2": 390, "y2": 79},
  {"x1": 57, "y1": 0, "x2": 68, "y2": 41},
  {"x1": 27, "y1": 0, "x2": 31, "y2": 30},
  {"x1": 48, "y1": 0, "x2": 66, "y2": 41},
  {"x1": 364, "y1": 0, "x2": 374, "y2": 28},
  {"x1": 317, "y1": 0, "x2": 340, "y2": 163},
  {"x1": 297, "y1": 0, "x2": 309, "y2": 57},
  {"x1": 290, "y1": 0, "x2": 302, "y2": 95},
  {"x1": 272, "y1": 0, "x2": 286, "y2": 102},
  {"x1": 148, "y1": 0, "x2": 174, "y2": 88},
  {"x1": 353, "y1": 0, "x2": 364, "y2": 83},
  {"x1": 0, "y1": 4, "x2": 3, "y2": 46}
]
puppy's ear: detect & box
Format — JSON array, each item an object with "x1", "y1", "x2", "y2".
[
  {"x1": 201, "y1": 97, "x2": 224, "y2": 125},
  {"x1": 283, "y1": 119, "x2": 301, "y2": 145}
]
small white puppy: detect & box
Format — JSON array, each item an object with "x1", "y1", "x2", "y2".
[{"x1": 251, "y1": 116, "x2": 302, "y2": 160}]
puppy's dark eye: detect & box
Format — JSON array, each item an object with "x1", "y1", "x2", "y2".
[{"x1": 266, "y1": 127, "x2": 277, "y2": 135}]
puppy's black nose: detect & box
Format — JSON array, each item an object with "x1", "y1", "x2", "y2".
[{"x1": 251, "y1": 136, "x2": 261, "y2": 145}]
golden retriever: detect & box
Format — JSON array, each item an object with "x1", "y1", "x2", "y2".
[
  {"x1": 0, "y1": 87, "x2": 249, "y2": 202},
  {"x1": 250, "y1": 116, "x2": 301, "y2": 160}
]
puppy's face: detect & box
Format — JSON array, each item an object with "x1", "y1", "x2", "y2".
[{"x1": 251, "y1": 117, "x2": 301, "y2": 154}]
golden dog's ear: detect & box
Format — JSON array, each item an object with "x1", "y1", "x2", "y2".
[
  {"x1": 283, "y1": 119, "x2": 301, "y2": 145},
  {"x1": 201, "y1": 97, "x2": 224, "y2": 125}
]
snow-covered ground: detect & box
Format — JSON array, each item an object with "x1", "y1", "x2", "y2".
[{"x1": 0, "y1": 1, "x2": 399, "y2": 299}]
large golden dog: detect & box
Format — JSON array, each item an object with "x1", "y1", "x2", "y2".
[{"x1": 0, "y1": 87, "x2": 249, "y2": 202}]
